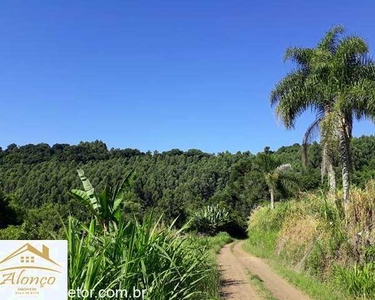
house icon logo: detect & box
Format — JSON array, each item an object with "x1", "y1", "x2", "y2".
[
  {"x1": 0, "y1": 240, "x2": 67, "y2": 300},
  {"x1": 0, "y1": 243, "x2": 61, "y2": 273}
]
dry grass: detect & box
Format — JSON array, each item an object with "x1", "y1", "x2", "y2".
[
  {"x1": 247, "y1": 181, "x2": 375, "y2": 298},
  {"x1": 347, "y1": 183, "x2": 375, "y2": 262},
  {"x1": 277, "y1": 216, "x2": 322, "y2": 266}
]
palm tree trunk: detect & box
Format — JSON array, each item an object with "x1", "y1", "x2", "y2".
[
  {"x1": 327, "y1": 161, "x2": 336, "y2": 193},
  {"x1": 321, "y1": 148, "x2": 327, "y2": 185},
  {"x1": 270, "y1": 188, "x2": 275, "y2": 210},
  {"x1": 321, "y1": 140, "x2": 336, "y2": 193},
  {"x1": 339, "y1": 126, "x2": 351, "y2": 206},
  {"x1": 320, "y1": 106, "x2": 337, "y2": 192}
]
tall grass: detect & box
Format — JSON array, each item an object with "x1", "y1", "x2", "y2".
[
  {"x1": 66, "y1": 214, "x2": 221, "y2": 300},
  {"x1": 246, "y1": 182, "x2": 375, "y2": 299},
  {"x1": 334, "y1": 263, "x2": 375, "y2": 298}
]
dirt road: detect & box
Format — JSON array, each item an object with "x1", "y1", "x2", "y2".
[{"x1": 217, "y1": 241, "x2": 312, "y2": 300}]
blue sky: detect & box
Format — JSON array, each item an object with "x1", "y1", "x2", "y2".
[{"x1": 1, "y1": 0, "x2": 374, "y2": 153}]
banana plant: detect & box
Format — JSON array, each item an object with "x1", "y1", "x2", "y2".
[{"x1": 71, "y1": 169, "x2": 135, "y2": 232}]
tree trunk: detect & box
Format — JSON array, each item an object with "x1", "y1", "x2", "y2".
[
  {"x1": 270, "y1": 188, "x2": 275, "y2": 210},
  {"x1": 321, "y1": 141, "x2": 336, "y2": 194},
  {"x1": 321, "y1": 145, "x2": 327, "y2": 185},
  {"x1": 327, "y1": 161, "x2": 336, "y2": 193},
  {"x1": 339, "y1": 125, "x2": 351, "y2": 206},
  {"x1": 321, "y1": 106, "x2": 337, "y2": 193}
]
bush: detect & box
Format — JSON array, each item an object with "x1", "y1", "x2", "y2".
[
  {"x1": 189, "y1": 232, "x2": 233, "y2": 254},
  {"x1": 188, "y1": 204, "x2": 230, "y2": 235},
  {"x1": 246, "y1": 202, "x2": 291, "y2": 258},
  {"x1": 0, "y1": 225, "x2": 26, "y2": 240}
]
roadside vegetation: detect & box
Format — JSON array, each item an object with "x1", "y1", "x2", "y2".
[
  {"x1": 67, "y1": 215, "x2": 230, "y2": 300},
  {"x1": 67, "y1": 170, "x2": 233, "y2": 300},
  {"x1": 66, "y1": 169, "x2": 232, "y2": 300},
  {"x1": 245, "y1": 185, "x2": 375, "y2": 299}
]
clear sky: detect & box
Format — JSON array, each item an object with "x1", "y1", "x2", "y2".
[{"x1": 1, "y1": 0, "x2": 374, "y2": 153}]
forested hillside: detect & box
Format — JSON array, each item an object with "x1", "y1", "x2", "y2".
[{"x1": 1, "y1": 135, "x2": 375, "y2": 235}]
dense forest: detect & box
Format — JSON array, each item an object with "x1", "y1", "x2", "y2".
[{"x1": 1, "y1": 135, "x2": 375, "y2": 237}]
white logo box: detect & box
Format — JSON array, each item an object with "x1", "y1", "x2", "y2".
[{"x1": 0, "y1": 240, "x2": 67, "y2": 300}]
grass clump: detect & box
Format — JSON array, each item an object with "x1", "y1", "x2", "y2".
[
  {"x1": 66, "y1": 215, "x2": 225, "y2": 300},
  {"x1": 246, "y1": 202, "x2": 290, "y2": 259},
  {"x1": 334, "y1": 263, "x2": 375, "y2": 298},
  {"x1": 248, "y1": 273, "x2": 277, "y2": 300}
]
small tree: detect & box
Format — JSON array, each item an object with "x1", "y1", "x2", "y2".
[{"x1": 254, "y1": 149, "x2": 299, "y2": 209}]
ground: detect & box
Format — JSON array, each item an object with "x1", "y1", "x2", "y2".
[{"x1": 217, "y1": 241, "x2": 311, "y2": 300}]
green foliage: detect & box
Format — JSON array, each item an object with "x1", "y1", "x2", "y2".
[
  {"x1": 254, "y1": 149, "x2": 300, "y2": 208},
  {"x1": 247, "y1": 182, "x2": 375, "y2": 299},
  {"x1": 23, "y1": 203, "x2": 65, "y2": 239},
  {"x1": 66, "y1": 215, "x2": 223, "y2": 300},
  {"x1": 188, "y1": 205, "x2": 230, "y2": 235},
  {"x1": 189, "y1": 232, "x2": 233, "y2": 254},
  {"x1": 271, "y1": 25, "x2": 375, "y2": 204},
  {"x1": 0, "y1": 191, "x2": 23, "y2": 228},
  {"x1": 0, "y1": 225, "x2": 26, "y2": 240},
  {"x1": 245, "y1": 204, "x2": 289, "y2": 258},
  {"x1": 0, "y1": 142, "x2": 249, "y2": 228},
  {"x1": 71, "y1": 169, "x2": 137, "y2": 231},
  {"x1": 365, "y1": 245, "x2": 375, "y2": 263},
  {"x1": 1, "y1": 136, "x2": 375, "y2": 235},
  {"x1": 334, "y1": 264, "x2": 375, "y2": 299},
  {"x1": 64, "y1": 175, "x2": 230, "y2": 299}
]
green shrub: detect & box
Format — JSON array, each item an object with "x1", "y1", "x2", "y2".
[
  {"x1": 245, "y1": 203, "x2": 291, "y2": 258},
  {"x1": 189, "y1": 232, "x2": 233, "y2": 254},
  {"x1": 188, "y1": 204, "x2": 230, "y2": 235},
  {"x1": 0, "y1": 225, "x2": 26, "y2": 240}
]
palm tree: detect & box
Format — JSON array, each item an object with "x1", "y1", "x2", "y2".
[
  {"x1": 270, "y1": 29, "x2": 339, "y2": 194},
  {"x1": 271, "y1": 25, "x2": 375, "y2": 206},
  {"x1": 71, "y1": 169, "x2": 135, "y2": 232},
  {"x1": 255, "y1": 149, "x2": 299, "y2": 209},
  {"x1": 310, "y1": 34, "x2": 375, "y2": 205}
]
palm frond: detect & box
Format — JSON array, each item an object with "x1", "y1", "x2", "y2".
[
  {"x1": 276, "y1": 164, "x2": 292, "y2": 173},
  {"x1": 335, "y1": 36, "x2": 369, "y2": 63},
  {"x1": 284, "y1": 47, "x2": 314, "y2": 67},
  {"x1": 271, "y1": 69, "x2": 315, "y2": 128},
  {"x1": 303, "y1": 116, "x2": 323, "y2": 145},
  {"x1": 317, "y1": 25, "x2": 345, "y2": 52},
  {"x1": 279, "y1": 172, "x2": 300, "y2": 195},
  {"x1": 302, "y1": 116, "x2": 324, "y2": 167},
  {"x1": 345, "y1": 79, "x2": 375, "y2": 120}
]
